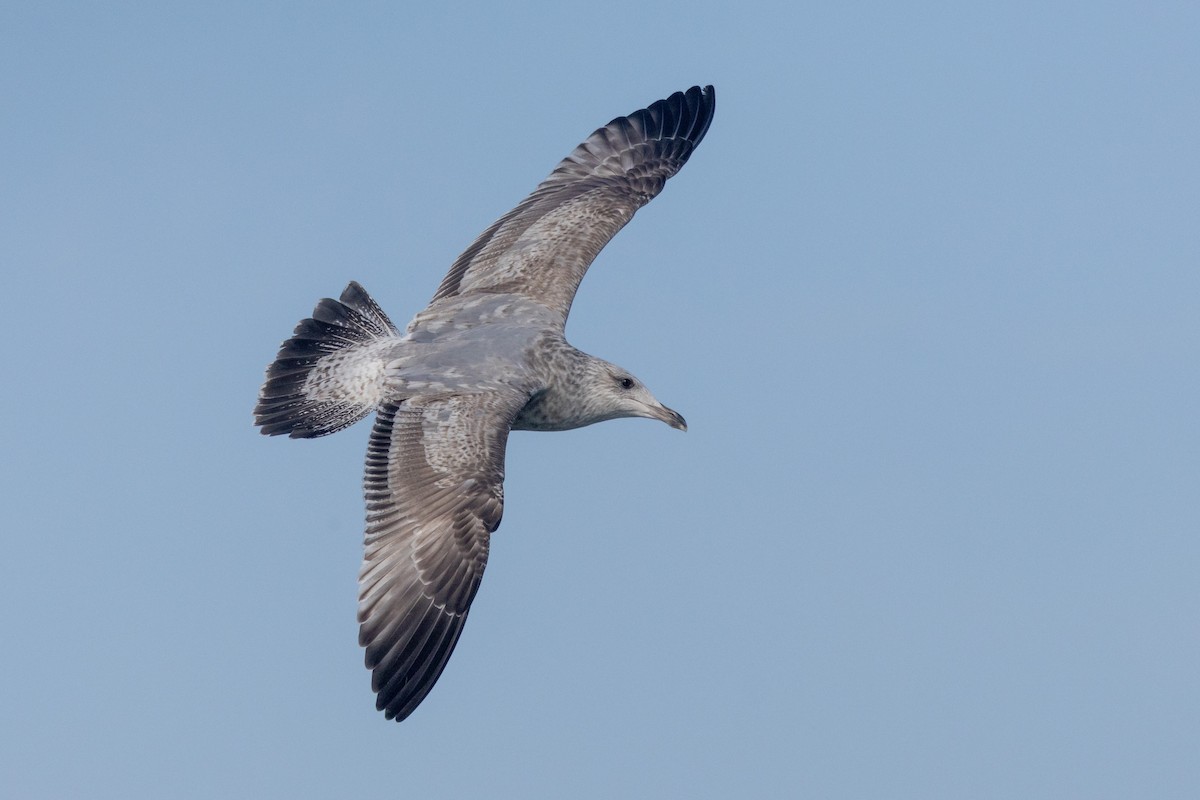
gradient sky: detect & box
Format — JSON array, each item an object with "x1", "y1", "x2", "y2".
[{"x1": 3, "y1": 3, "x2": 1198, "y2": 798}]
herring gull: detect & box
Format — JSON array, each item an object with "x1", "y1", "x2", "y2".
[{"x1": 255, "y1": 85, "x2": 715, "y2": 721}]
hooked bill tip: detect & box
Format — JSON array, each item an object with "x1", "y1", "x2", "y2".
[{"x1": 661, "y1": 406, "x2": 687, "y2": 432}]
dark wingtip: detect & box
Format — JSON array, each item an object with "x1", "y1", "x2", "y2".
[
  {"x1": 629, "y1": 85, "x2": 716, "y2": 172},
  {"x1": 630, "y1": 85, "x2": 714, "y2": 138},
  {"x1": 690, "y1": 85, "x2": 716, "y2": 147}
]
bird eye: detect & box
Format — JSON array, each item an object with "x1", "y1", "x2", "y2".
[{"x1": 619, "y1": 377, "x2": 635, "y2": 390}]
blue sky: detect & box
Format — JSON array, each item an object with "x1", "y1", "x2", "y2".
[{"x1": 3, "y1": 2, "x2": 1197, "y2": 797}]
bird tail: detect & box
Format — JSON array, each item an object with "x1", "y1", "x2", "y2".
[{"x1": 254, "y1": 281, "x2": 402, "y2": 438}]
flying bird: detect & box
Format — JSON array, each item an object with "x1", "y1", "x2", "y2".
[{"x1": 255, "y1": 86, "x2": 715, "y2": 721}]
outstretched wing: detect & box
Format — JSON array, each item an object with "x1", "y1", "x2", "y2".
[
  {"x1": 429, "y1": 85, "x2": 715, "y2": 326},
  {"x1": 357, "y1": 390, "x2": 527, "y2": 721}
]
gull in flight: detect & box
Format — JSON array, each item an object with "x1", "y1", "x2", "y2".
[{"x1": 255, "y1": 86, "x2": 715, "y2": 720}]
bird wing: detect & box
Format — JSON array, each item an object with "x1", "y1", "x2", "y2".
[
  {"x1": 357, "y1": 389, "x2": 527, "y2": 721},
  {"x1": 428, "y1": 85, "x2": 715, "y2": 327}
]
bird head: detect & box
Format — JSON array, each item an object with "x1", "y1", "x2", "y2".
[{"x1": 586, "y1": 361, "x2": 687, "y2": 431}]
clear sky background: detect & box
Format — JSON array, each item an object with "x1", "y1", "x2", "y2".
[{"x1": 3, "y1": 3, "x2": 1197, "y2": 798}]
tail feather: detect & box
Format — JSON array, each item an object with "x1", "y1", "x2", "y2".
[{"x1": 255, "y1": 281, "x2": 401, "y2": 439}]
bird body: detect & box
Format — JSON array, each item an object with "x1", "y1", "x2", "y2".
[{"x1": 256, "y1": 86, "x2": 714, "y2": 720}]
